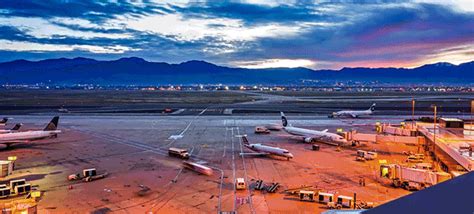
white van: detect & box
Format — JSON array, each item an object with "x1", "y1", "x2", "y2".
[{"x1": 236, "y1": 178, "x2": 246, "y2": 190}]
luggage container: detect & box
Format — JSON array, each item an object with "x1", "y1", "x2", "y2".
[
  {"x1": 366, "y1": 151, "x2": 378, "y2": 160},
  {"x1": 337, "y1": 195, "x2": 354, "y2": 208},
  {"x1": 299, "y1": 190, "x2": 315, "y2": 202},
  {"x1": 15, "y1": 183, "x2": 31, "y2": 195},
  {"x1": 83, "y1": 168, "x2": 97, "y2": 177},
  {"x1": 318, "y1": 192, "x2": 334, "y2": 204},
  {"x1": 356, "y1": 150, "x2": 366, "y2": 157},
  {"x1": 0, "y1": 185, "x2": 11, "y2": 198},
  {"x1": 10, "y1": 179, "x2": 26, "y2": 192},
  {"x1": 0, "y1": 160, "x2": 13, "y2": 178},
  {"x1": 356, "y1": 150, "x2": 377, "y2": 160}
]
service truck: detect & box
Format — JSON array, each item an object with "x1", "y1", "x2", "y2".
[
  {"x1": 169, "y1": 147, "x2": 190, "y2": 159},
  {"x1": 380, "y1": 164, "x2": 451, "y2": 190}
]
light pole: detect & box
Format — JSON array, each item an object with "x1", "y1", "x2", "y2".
[
  {"x1": 412, "y1": 98, "x2": 415, "y2": 127},
  {"x1": 471, "y1": 100, "x2": 473, "y2": 135},
  {"x1": 432, "y1": 105, "x2": 438, "y2": 166}
]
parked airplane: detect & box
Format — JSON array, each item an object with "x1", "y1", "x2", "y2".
[
  {"x1": 329, "y1": 103, "x2": 376, "y2": 118},
  {"x1": 0, "y1": 123, "x2": 22, "y2": 134},
  {"x1": 0, "y1": 116, "x2": 61, "y2": 148},
  {"x1": 239, "y1": 135, "x2": 293, "y2": 160},
  {"x1": 0, "y1": 117, "x2": 9, "y2": 126},
  {"x1": 280, "y1": 112, "x2": 348, "y2": 146}
]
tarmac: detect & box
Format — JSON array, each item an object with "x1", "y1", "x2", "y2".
[
  {"x1": 0, "y1": 114, "x2": 422, "y2": 213},
  {"x1": 0, "y1": 90, "x2": 472, "y2": 213}
]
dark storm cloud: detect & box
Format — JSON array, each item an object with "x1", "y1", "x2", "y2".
[
  {"x1": 0, "y1": 0, "x2": 472, "y2": 68},
  {"x1": 0, "y1": 0, "x2": 166, "y2": 22},
  {"x1": 172, "y1": 2, "x2": 345, "y2": 25},
  {"x1": 226, "y1": 3, "x2": 474, "y2": 67}
]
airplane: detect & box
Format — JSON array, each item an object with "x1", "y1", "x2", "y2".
[
  {"x1": 0, "y1": 117, "x2": 9, "y2": 126},
  {"x1": 328, "y1": 103, "x2": 376, "y2": 118},
  {"x1": 239, "y1": 135, "x2": 294, "y2": 160},
  {"x1": 0, "y1": 123, "x2": 22, "y2": 134},
  {"x1": 280, "y1": 112, "x2": 348, "y2": 146},
  {"x1": 0, "y1": 116, "x2": 61, "y2": 148}
]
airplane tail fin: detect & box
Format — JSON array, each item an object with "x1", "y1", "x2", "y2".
[
  {"x1": 280, "y1": 112, "x2": 288, "y2": 127},
  {"x1": 0, "y1": 117, "x2": 8, "y2": 124},
  {"x1": 241, "y1": 135, "x2": 250, "y2": 145},
  {"x1": 370, "y1": 103, "x2": 376, "y2": 112},
  {"x1": 11, "y1": 123, "x2": 22, "y2": 131},
  {"x1": 44, "y1": 116, "x2": 59, "y2": 131}
]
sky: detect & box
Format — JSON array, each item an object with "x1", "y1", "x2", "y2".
[{"x1": 0, "y1": 0, "x2": 473, "y2": 69}]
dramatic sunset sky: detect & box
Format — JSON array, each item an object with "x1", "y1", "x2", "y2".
[{"x1": 0, "y1": 0, "x2": 472, "y2": 69}]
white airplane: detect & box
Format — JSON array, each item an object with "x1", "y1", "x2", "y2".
[
  {"x1": 280, "y1": 112, "x2": 348, "y2": 146},
  {"x1": 0, "y1": 117, "x2": 9, "y2": 126},
  {"x1": 0, "y1": 123, "x2": 22, "y2": 134},
  {"x1": 329, "y1": 103, "x2": 376, "y2": 118},
  {"x1": 240, "y1": 135, "x2": 293, "y2": 160},
  {"x1": 0, "y1": 116, "x2": 61, "y2": 148}
]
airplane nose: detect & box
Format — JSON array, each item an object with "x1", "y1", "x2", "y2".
[{"x1": 288, "y1": 153, "x2": 294, "y2": 158}]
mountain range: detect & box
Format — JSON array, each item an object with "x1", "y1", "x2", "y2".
[{"x1": 0, "y1": 57, "x2": 472, "y2": 85}]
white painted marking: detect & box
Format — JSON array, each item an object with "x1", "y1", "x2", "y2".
[{"x1": 168, "y1": 135, "x2": 183, "y2": 140}]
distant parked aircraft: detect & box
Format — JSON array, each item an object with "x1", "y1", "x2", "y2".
[
  {"x1": 0, "y1": 123, "x2": 22, "y2": 134},
  {"x1": 280, "y1": 112, "x2": 348, "y2": 146},
  {"x1": 239, "y1": 135, "x2": 293, "y2": 160},
  {"x1": 329, "y1": 103, "x2": 376, "y2": 118},
  {"x1": 0, "y1": 116, "x2": 61, "y2": 148}
]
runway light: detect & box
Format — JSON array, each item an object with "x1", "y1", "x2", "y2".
[
  {"x1": 337, "y1": 128, "x2": 343, "y2": 133},
  {"x1": 8, "y1": 156, "x2": 17, "y2": 161}
]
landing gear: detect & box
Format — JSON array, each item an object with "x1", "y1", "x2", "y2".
[{"x1": 393, "y1": 179, "x2": 401, "y2": 188}]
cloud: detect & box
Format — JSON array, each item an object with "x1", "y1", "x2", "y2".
[
  {"x1": 114, "y1": 13, "x2": 304, "y2": 42},
  {"x1": 0, "y1": 39, "x2": 138, "y2": 54},
  {"x1": 234, "y1": 58, "x2": 315, "y2": 68},
  {"x1": 0, "y1": 0, "x2": 163, "y2": 22},
  {"x1": 0, "y1": 16, "x2": 130, "y2": 39},
  {"x1": 0, "y1": 0, "x2": 472, "y2": 69},
  {"x1": 227, "y1": 2, "x2": 474, "y2": 69}
]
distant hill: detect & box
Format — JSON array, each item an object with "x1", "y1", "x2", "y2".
[{"x1": 0, "y1": 57, "x2": 472, "y2": 85}]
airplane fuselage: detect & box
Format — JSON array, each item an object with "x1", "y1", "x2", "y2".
[
  {"x1": 0, "y1": 130, "x2": 61, "y2": 143},
  {"x1": 245, "y1": 143, "x2": 294, "y2": 159},
  {"x1": 283, "y1": 126, "x2": 347, "y2": 145},
  {"x1": 333, "y1": 109, "x2": 372, "y2": 118}
]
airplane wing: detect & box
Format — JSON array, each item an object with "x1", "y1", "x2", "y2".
[
  {"x1": 303, "y1": 134, "x2": 334, "y2": 142},
  {"x1": 0, "y1": 140, "x2": 30, "y2": 144},
  {"x1": 321, "y1": 129, "x2": 328, "y2": 132}
]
